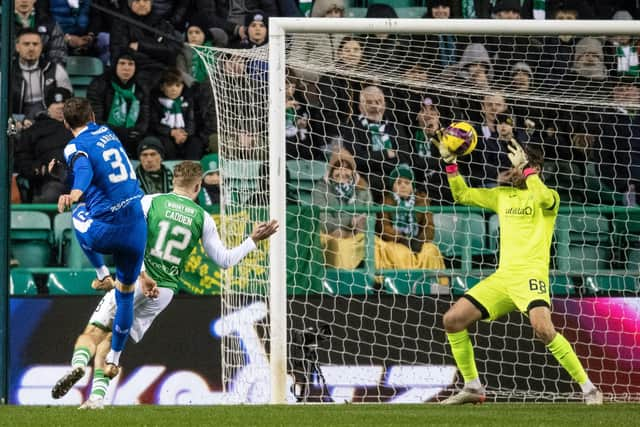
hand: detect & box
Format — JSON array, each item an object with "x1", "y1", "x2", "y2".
[
  {"x1": 129, "y1": 42, "x2": 139, "y2": 51},
  {"x1": 433, "y1": 131, "x2": 457, "y2": 164},
  {"x1": 507, "y1": 139, "x2": 528, "y2": 171},
  {"x1": 57, "y1": 194, "x2": 73, "y2": 213},
  {"x1": 238, "y1": 26, "x2": 247, "y2": 40},
  {"x1": 66, "y1": 34, "x2": 85, "y2": 48},
  {"x1": 250, "y1": 220, "x2": 279, "y2": 243},
  {"x1": 140, "y1": 271, "x2": 159, "y2": 298}
]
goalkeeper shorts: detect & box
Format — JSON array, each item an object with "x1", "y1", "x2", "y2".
[{"x1": 464, "y1": 269, "x2": 551, "y2": 321}]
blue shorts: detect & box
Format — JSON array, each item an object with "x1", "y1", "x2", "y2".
[{"x1": 72, "y1": 201, "x2": 147, "y2": 284}]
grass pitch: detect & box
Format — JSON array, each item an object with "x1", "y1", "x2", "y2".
[{"x1": 1, "y1": 404, "x2": 637, "y2": 427}]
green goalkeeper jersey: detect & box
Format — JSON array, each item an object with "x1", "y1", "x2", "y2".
[
  {"x1": 449, "y1": 173, "x2": 560, "y2": 274},
  {"x1": 140, "y1": 192, "x2": 257, "y2": 293}
]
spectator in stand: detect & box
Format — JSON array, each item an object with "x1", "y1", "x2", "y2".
[
  {"x1": 150, "y1": 68, "x2": 204, "y2": 160},
  {"x1": 361, "y1": 4, "x2": 406, "y2": 74},
  {"x1": 110, "y1": 0, "x2": 182, "y2": 90},
  {"x1": 464, "y1": 93, "x2": 507, "y2": 187},
  {"x1": 288, "y1": 0, "x2": 345, "y2": 103},
  {"x1": 227, "y1": 0, "x2": 279, "y2": 29},
  {"x1": 14, "y1": 87, "x2": 73, "y2": 203},
  {"x1": 344, "y1": 85, "x2": 399, "y2": 203},
  {"x1": 506, "y1": 62, "x2": 546, "y2": 143},
  {"x1": 178, "y1": 0, "x2": 246, "y2": 47},
  {"x1": 48, "y1": 0, "x2": 94, "y2": 56},
  {"x1": 285, "y1": 74, "x2": 316, "y2": 160},
  {"x1": 397, "y1": 95, "x2": 454, "y2": 205},
  {"x1": 12, "y1": 28, "x2": 73, "y2": 122},
  {"x1": 87, "y1": 52, "x2": 150, "y2": 157},
  {"x1": 603, "y1": 10, "x2": 639, "y2": 78},
  {"x1": 539, "y1": 0, "x2": 582, "y2": 86},
  {"x1": 230, "y1": 11, "x2": 268, "y2": 48},
  {"x1": 14, "y1": 0, "x2": 67, "y2": 65},
  {"x1": 560, "y1": 37, "x2": 610, "y2": 97},
  {"x1": 135, "y1": 136, "x2": 174, "y2": 195},
  {"x1": 375, "y1": 164, "x2": 445, "y2": 271},
  {"x1": 198, "y1": 153, "x2": 220, "y2": 207},
  {"x1": 85, "y1": 0, "x2": 123, "y2": 66},
  {"x1": 311, "y1": 149, "x2": 372, "y2": 269},
  {"x1": 177, "y1": 16, "x2": 223, "y2": 87},
  {"x1": 417, "y1": 0, "x2": 458, "y2": 71},
  {"x1": 317, "y1": 36, "x2": 367, "y2": 144}
]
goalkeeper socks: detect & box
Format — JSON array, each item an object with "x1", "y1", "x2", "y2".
[
  {"x1": 547, "y1": 333, "x2": 589, "y2": 385},
  {"x1": 579, "y1": 379, "x2": 596, "y2": 394},
  {"x1": 446, "y1": 330, "x2": 479, "y2": 383},
  {"x1": 71, "y1": 346, "x2": 91, "y2": 368},
  {"x1": 90, "y1": 369, "x2": 110, "y2": 399},
  {"x1": 111, "y1": 288, "x2": 134, "y2": 352}
]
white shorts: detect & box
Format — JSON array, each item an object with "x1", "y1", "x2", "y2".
[{"x1": 88, "y1": 285, "x2": 174, "y2": 343}]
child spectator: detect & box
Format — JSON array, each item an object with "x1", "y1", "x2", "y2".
[
  {"x1": 285, "y1": 75, "x2": 316, "y2": 160},
  {"x1": 198, "y1": 153, "x2": 220, "y2": 207},
  {"x1": 231, "y1": 11, "x2": 268, "y2": 49},
  {"x1": 177, "y1": 17, "x2": 221, "y2": 87},
  {"x1": 150, "y1": 68, "x2": 204, "y2": 160},
  {"x1": 135, "y1": 136, "x2": 173, "y2": 194},
  {"x1": 87, "y1": 52, "x2": 150, "y2": 157},
  {"x1": 375, "y1": 164, "x2": 445, "y2": 271},
  {"x1": 311, "y1": 149, "x2": 372, "y2": 269}
]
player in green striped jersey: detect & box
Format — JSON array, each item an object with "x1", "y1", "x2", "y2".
[
  {"x1": 52, "y1": 161, "x2": 278, "y2": 408},
  {"x1": 435, "y1": 139, "x2": 602, "y2": 405}
]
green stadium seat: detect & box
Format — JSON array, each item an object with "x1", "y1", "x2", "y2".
[
  {"x1": 10, "y1": 270, "x2": 37, "y2": 295},
  {"x1": 322, "y1": 269, "x2": 374, "y2": 295},
  {"x1": 287, "y1": 159, "x2": 326, "y2": 205},
  {"x1": 450, "y1": 274, "x2": 482, "y2": 296},
  {"x1": 66, "y1": 56, "x2": 104, "y2": 98},
  {"x1": 47, "y1": 271, "x2": 104, "y2": 295},
  {"x1": 555, "y1": 213, "x2": 612, "y2": 273},
  {"x1": 11, "y1": 211, "x2": 51, "y2": 268},
  {"x1": 380, "y1": 270, "x2": 447, "y2": 295},
  {"x1": 582, "y1": 275, "x2": 639, "y2": 295},
  {"x1": 222, "y1": 159, "x2": 262, "y2": 204},
  {"x1": 163, "y1": 160, "x2": 182, "y2": 172},
  {"x1": 550, "y1": 274, "x2": 575, "y2": 296},
  {"x1": 53, "y1": 213, "x2": 113, "y2": 268},
  {"x1": 433, "y1": 212, "x2": 487, "y2": 270}
]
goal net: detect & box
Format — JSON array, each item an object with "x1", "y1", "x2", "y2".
[{"x1": 197, "y1": 18, "x2": 640, "y2": 404}]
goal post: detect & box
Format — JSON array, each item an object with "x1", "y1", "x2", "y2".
[{"x1": 198, "y1": 17, "x2": 640, "y2": 405}]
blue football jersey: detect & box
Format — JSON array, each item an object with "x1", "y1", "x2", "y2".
[{"x1": 64, "y1": 122, "x2": 142, "y2": 218}]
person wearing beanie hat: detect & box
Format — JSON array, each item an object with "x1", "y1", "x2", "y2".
[
  {"x1": 14, "y1": 86, "x2": 73, "y2": 203},
  {"x1": 311, "y1": 149, "x2": 373, "y2": 269},
  {"x1": 376, "y1": 163, "x2": 445, "y2": 271},
  {"x1": 198, "y1": 153, "x2": 221, "y2": 207},
  {"x1": 135, "y1": 136, "x2": 173, "y2": 195},
  {"x1": 87, "y1": 50, "x2": 150, "y2": 157},
  {"x1": 177, "y1": 16, "x2": 226, "y2": 87},
  {"x1": 572, "y1": 37, "x2": 607, "y2": 80},
  {"x1": 231, "y1": 11, "x2": 268, "y2": 48}
]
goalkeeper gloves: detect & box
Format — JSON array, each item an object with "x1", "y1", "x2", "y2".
[
  {"x1": 507, "y1": 139, "x2": 528, "y2": 171},
  {"x1": 433, "y1": 130, "x2": 457, "y2": 164}
]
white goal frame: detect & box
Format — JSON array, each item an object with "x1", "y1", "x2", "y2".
[{"x1": 267, "y1": 18, "x2": 640, "y2": 404}]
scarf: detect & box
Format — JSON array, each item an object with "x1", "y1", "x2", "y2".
[
  {"x1": 392, "y1": 192, "x2": 418, "y2": 238},
  {"x1": 616, "y1": 45, "x2": 640, "y2": 76},
  {"x1": 136, "y1": 165, "x2": 173, "y2": 195},
  {"x1": 359, "y1": 116, "x2": 391, "y2": 151},
  {"x1": 331, "y1": 179, "x2": 356, "y2": 204},
  {"x1": 191, "y1": 42, "x2": 213, "y2": 83},
  {"x1": 108, "y1": 82, "x2": 140, "y2": 128},
  {"x1": 415, "y1": 128, "x2": 430, "y2": 158},
  {"x1": 533, "y1": 0, "x2": 546, "y2": 19},
  {"x1": 285, "y1": 106, "x2": 297, "y2": 137},
  {"x1": 438, "y1": 35, "x2": 456, "y2": 67},
  {"x1": 159, "y1": 96, "x2": 185, "y2": 129},
  {"x1": 15, "y1": 11, "x2": 35, "y2": 29},
  {"x1": 462, "y1": 0, "x2": 476, "y2": 18}
]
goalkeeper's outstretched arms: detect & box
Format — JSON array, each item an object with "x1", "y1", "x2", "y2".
[
  {"x1": 507, "y1": 140, "x2": 559, "y2": 210},
  {"x1": 433, "y1": 132, "x2": 498, "y2": 212}
]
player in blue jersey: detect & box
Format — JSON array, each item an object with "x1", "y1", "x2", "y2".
[{"x1": 51, "y1": 98, "x2": 147, "y2": 398}]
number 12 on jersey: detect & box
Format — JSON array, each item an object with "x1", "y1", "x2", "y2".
[{"x1": 150, "y1": 220, "x2": 193, "y2": 265}]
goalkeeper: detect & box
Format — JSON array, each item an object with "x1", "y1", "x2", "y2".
[{"x1": 436, "y1": 138, "x2": 603, "y2": 405}]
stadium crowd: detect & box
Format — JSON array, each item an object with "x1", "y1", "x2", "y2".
[{"x1": 6, "y1": 0, "x2": 640, "y2": 270}]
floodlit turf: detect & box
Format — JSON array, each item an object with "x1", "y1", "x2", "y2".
[{"x1": 0, "y1": 404, "x2": 637, "y2": 427}]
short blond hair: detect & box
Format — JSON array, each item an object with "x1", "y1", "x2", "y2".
[{"x1": 173, "y1": 161, "x2": 203, "y2": 188}]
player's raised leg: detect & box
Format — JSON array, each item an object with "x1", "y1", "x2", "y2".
[
  {"x1": 52, "y1": 325, "x2": 106, "y2": 399},
  {"x1": 529, "y1": 306, "x2": 603, "y2": 405},
  {"x1": 72, "y1": 206, "x2": 115, "y2": 291},
  {"x1": 441, "y1": 297, "x2": 485, "y2": 404}
]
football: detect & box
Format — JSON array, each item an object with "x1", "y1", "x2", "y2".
[{"x1": 441, "y1": 121, "x2": 478, "y2": 156}]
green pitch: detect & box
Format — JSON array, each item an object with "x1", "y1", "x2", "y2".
[{"x1": 1, "y1": 404, "x2": 637, "y2": 427}]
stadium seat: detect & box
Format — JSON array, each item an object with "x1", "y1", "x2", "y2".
[
  {"x1": 47, "y1": 271, "x2": 104, "y2": 295},
  {"x1": 10, "y1": 270, "x2": 37, "y2": 295},
  {"x1": 322, "y1": 269, "x2": 374, "y2": 295},
  {"x1": 287, "y1": 159, "x2": 326, "y2": 205},
  {"x1": 555, "y1": 213, "x2": 612, "y2": 273},
  {"x1": 380, "y1": 270, "x2": 447, "y2": 295},
  {"x1": 66, "y1": 56, "x2": 103, "y2": 98},
  {"x1": 582, "y1": 275, "x2": 639, "y2": 295},
  {"x1": 54, "y1": 213, "x2": 113, "y2": 268},
  {"x1": 222, "y1": 159, "x2": 263, "y2": 204},
  {"x1": 163, "y1": 160, "x2": 182, "y2": 173},
  {"x1": 550, "y1": 274, "x2": 575, "y2": 296},
  {"x1": 433, "y1": 212, "x2": 486, "y2": 271},
  {"x1": 11, "y1": 211, "x2": 51, "y2": 268}
]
